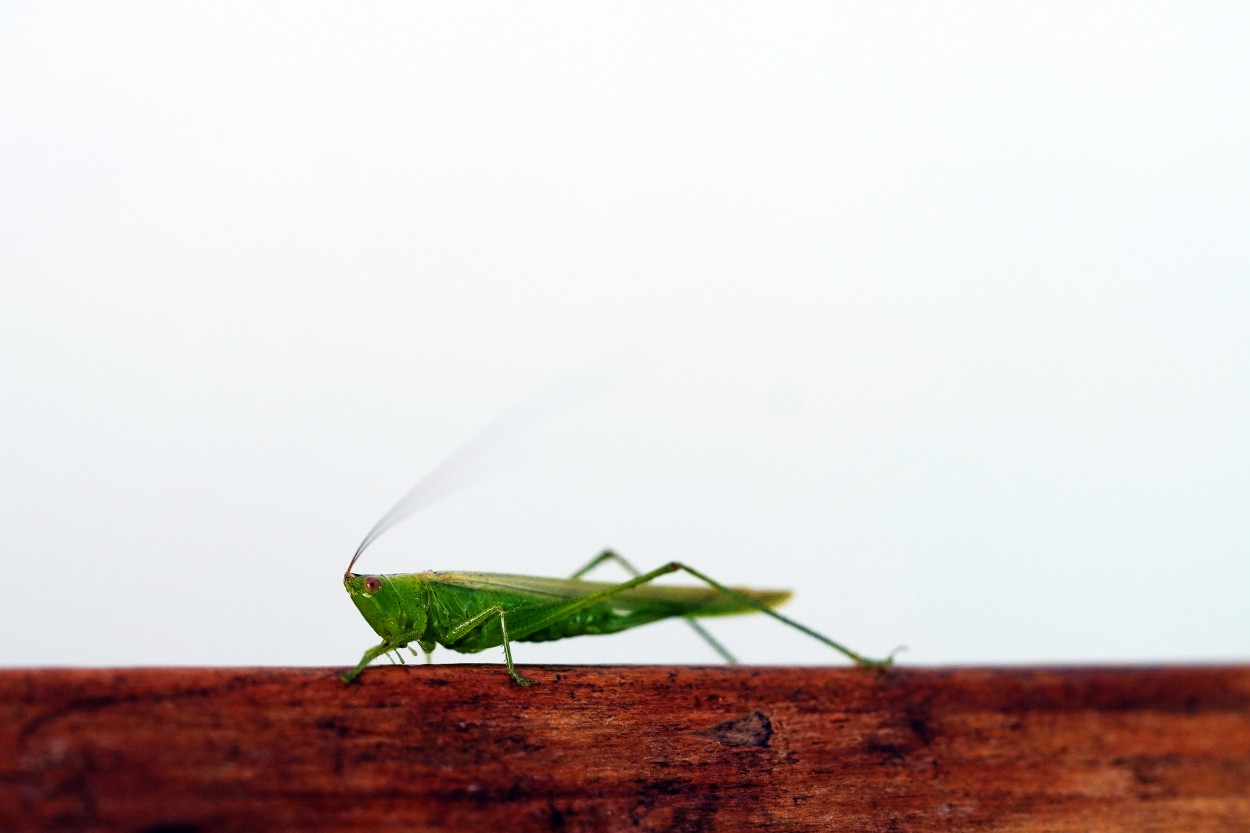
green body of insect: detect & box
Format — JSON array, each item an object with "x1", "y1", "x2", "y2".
[
  {"x1": 341, "y1": 394, "x2": 894, "y2": 685},
  {"x1": 342, "y1": 551, "x2": 893, "y2": 685}
]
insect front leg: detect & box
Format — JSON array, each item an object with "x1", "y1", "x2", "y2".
[
  {"x1": 446, "y1": 605, "x2": 532, "y2": 686},
  {"x1": 341, "y1": 628, "x2": 429, "y2": 684},
  {"x1": 341, "y1": 641, "x2": 393, "y2": 683},
  {"x1": 405, "y1": 645, "x2": 435, "y2": 665},
  {"x1": 569, "y1": 550, "x2": 738, "y2": 664}
]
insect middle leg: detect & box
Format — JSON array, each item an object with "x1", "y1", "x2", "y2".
[
  {"x1": 445, "y1": 604, "x2": 531, "y2": 686},
  {"x1": 570, "y1": 550, "x2": 737, "y2": 663}
]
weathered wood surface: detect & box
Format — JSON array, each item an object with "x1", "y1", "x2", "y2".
[{"x1": 2, "y1": 665, "x2": 1248, "y2": 832}]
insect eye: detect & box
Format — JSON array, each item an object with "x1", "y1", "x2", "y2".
[{"x1": 363, "y1": 576, "x2": 382, "y2": 594}]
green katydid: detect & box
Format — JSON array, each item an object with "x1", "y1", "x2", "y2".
[{"x1": 341, "y1": 416, "x2": 895, "y2": 686}]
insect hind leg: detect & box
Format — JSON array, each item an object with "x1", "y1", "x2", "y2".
[
  {"x1": 568, "y1": 549, "x2": 635, "y2": 580},
  {"x1": 667, "y1": 562, "x2": 895, "y2": 669},
  {"x1": 532, "y1": 560, "x2": 891, "y2": 670},
  {"x1": 570, "y1": 550, "x2": 738, "y2": 664}
]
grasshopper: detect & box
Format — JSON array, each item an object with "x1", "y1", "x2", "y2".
[{"x1": 342, "y1": 419, "x2": 893, "y2": 685}]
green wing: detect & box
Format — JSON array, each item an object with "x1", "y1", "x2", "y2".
[{"x1": 421, "y1": 570, "x2": 791, "y2": 616}]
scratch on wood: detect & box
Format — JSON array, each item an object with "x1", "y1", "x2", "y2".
[{"x1": 709, "y1": 710, "x2": 773, "y2": 748}]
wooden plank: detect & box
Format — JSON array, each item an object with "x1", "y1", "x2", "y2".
[{"x1": 2, "y1": 665, "x2": 1248, "y2": 832}]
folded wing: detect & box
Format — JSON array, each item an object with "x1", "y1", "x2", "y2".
[{"x1": 426, "y1": 570, "x2": 791, "y2": 616}]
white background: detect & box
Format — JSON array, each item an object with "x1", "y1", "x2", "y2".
[{"x1": 2, "y1": 3, "x2": 1247, "y2": 672}]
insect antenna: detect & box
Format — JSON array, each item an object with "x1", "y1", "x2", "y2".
[
  {"x1": 345, "y1": 364, "x2": 631, "y2": 579},
  {"x1": 344, "y1": 440, "x2": 514, "y2": 578}
]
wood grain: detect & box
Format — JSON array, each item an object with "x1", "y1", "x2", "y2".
[{"x1": 2, "y1": 665, "x2": 1248, "y2": 832}]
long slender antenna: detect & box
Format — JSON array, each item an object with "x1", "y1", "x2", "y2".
[
  {"x1": 344, "y1": 364, "x2": 630, "y2": 579},
  {"x1": 343, "y1": 413, "x2": 520, "y2": 579}
]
